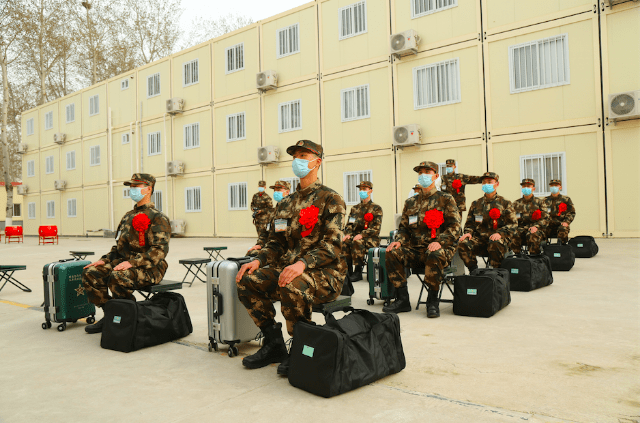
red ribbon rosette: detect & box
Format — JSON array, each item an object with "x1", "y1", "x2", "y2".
[
  {"x1": 299, "y1": 205, "x2": 319, "y2": 237},
  {"x1": 364, "y1": 212, "x2": 374, "y2": 229},
  {"x1": 423, "y1": 209, "x2": 444, "y2": 239},
  {"x1": 531, "y1": 209, "x2": 542, "y2": 221},
  {"x1": 452, "y1": 179, "x2": 462, "y2": 194},
  {"x1": 557, "y1": 203, "x2": 567, "y2": 216},
  {"x1": 489, "y1": 208, "x2": 501, "y2": 230},
  {"x1": 132, "y1": 213, "x2": 151, "y2": 247}
]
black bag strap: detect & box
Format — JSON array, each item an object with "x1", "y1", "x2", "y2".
[{"x1": 322, "y1": 306, "x2": 380, "y2": 331}]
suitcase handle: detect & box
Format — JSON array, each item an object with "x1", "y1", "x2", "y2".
[{"x1": 212, "y1": 291, "x2": 223, "y2": 318}]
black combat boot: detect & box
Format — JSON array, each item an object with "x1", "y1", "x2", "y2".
[
  {"x1": 426, "y1": 289, "x2": 440, "y2": 318},
  {"x1": 382, "y1": 286, "x2": 411, "y2": 314},
  {"x1": 277, "y1": 355, "x2": 290, "y2": 376},
  {"x1": 85, "y1": 318, "x2": 104, "y2": 334},
  {"x1": 242, "y1": 322, "x2": 289, "y2": 369},
  {"x1": 349, "y1": 264, "x2": 363, "y2": 282}
]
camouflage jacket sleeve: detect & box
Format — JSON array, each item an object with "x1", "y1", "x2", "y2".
[
  {"x1": 344, "y1": 206, "x2": 358, "y2": 236},
  {"x1": 395, "y1": 198, "x2": 413, "y2": 246},
  {"x1": 436, "y1": 194, "x2": 462, "y2": 249},
  {"x1": 462, "y1": 174, "x2": 483, "y2": 185},
  {"x1": 101, "y1": 215, "x2": 127, "y2": 264},
  {"x1": 463, "y1": 200, "x2": 479, "y2": 236},
  {"x1": 497, "y1": 199, "x2": 518, "y2": 239},
  {"x1": 361, "y1": 204, "x2": 383, "y2": 239},
  {"x1": 128, "y1": 213, "x2": 172, "y2": 269},
  {"x1": 256, "y1": 209, "x2": 275, "y2": 247},
  {"x1": 563, "y1": 196, "x2": 576, "y2": 224},
  {"x1": 300, "y1": 198, "x2": 345, "y2": 269}
]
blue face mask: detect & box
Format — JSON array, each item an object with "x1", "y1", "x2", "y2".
[
  {"x1": 273, "y1": 191, "x2": 284, "y2": 202},
  {"x1": 258, "y1": 187, "x2": 265, "y2": 192},
  {"x1": 521, "y1": 187, "x2": 532, "y2": 196},
  {"x1": 482, "y1": 184, "x2": 495, "y2": 194},
  {"x1": 359, "y1": 190, "x2": 369, "y2": 200},
  {"x1": 292, "y1": 158, "x2": 318, "y2": 178},
  {"x1": 129, "y1": 187, "x2": 146, "y2": 202},
  {"x1": 446, "y1": 167, "x2": 454, "y2": 174},
  {"x1": 418, "y1": 174, "x2": 433, "y2": 187},
  {"x1": 550, "y1": 186, "x2": 560, "y2": 194}
]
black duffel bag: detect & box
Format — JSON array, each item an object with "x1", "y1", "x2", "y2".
[
  {"x1": 501, "y1": 254, "x2": 553, "y2": 291},
  {"x1": 453, "y1": 268, "x2": 511, "y2": 317},
  {"x1": 288, "y1": 306, "x2": 405, "y2": 398},
  {"x1": 568, "y1": 236, "x2": 599, "y2": 258},
  {"x1": 543, "y1": 243, "x2": 576, "y2": 271},
  {"x1": 101, "y1": 292, "x2": 193, "y2": 353}
]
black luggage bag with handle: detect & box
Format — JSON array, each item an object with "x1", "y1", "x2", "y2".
[
  {"x1": 288, "y1": 306, "x2": 405, "y2": 398},
  {"x1": 501, "y1": 254, "x2": 553, "y2": 291},
  {"x1": 568, "y1": 236, "x2": 599, "y2": 258},
  {"x1": 453, "y1": 268, "x2": 511, "y2": 317},
  {"x1": 543, "y1": 243, "x2": 575, "y2": 271}
]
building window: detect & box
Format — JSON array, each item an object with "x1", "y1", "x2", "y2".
[
  {"x1": 411, "y1": 0, "x2": 457, "y2": 19},
  {"x1": 413, "y1": 58, "x2": 461, "y2": 110},
  {"x1": 520, "y1": 152, "x2": 567, "y2": 196},
  {"x1": 27, "y1": 118, "x2": 34, "y2": 136},
  {"x1": 147, "y1": 131, "x2": 161, "y2": 156},
  {"x1": 225, "y1": 43, "x2": 244, "y2": 74},
  {"x1": 90, "y1": 145, "x2": 101, "y2": 166},
  {"x1": 66, "y1": 104, "x2": 75, "y2": 123},
  {"x1": 13, "y1": 204, "x2": 21, "y2": 217},
  {"x1": 341, "y1": 84, "x2": 370, "y2": 122},
  {"x1": 46, "y1": 201, "x2": 55, "y2": 219},
  {"x1": 122, "y1": 133, "x2": 130, "y2": 144},
  {"x1": 226, "y1": 112, "x2": 246, "y2": 142},
  {"x1": 278, "y1": 99, "x2": 302, "y2": 133},
  {"x1": 151, "y1": 190, "x2": 163, "y2": 212},
  {"x1": 509, "y1": 34, "x2": 570, "y2": 94},
  {"x1": 185, "y1": 187, "x2": 202, "y2": 212},
  {"x1": 339, "y1": 1, "x2": 367, "y2": 40},
  {"x1": 123, "y1": 188, "x2": 130, "y2": 199},
  {"x1": 67, "y1": 198, "x2": 77, "y2": 218},
  {"x1": 147, "y1": 72, "x2": 161, "y2": 98},
  {"x1": 28, "y1": 202, "x2": 36, "y2": 219},
  {"x1": 44, "y1": 111, "x2": 53, "y2": 130},
  {"x1": 27, "y1": 160, "x2": 35, "y2": 177},
  {"x1": 343, "y1": 170, "x2": 372, "y2": 205},
  {"x1": 183, "y1": 59, "x2": 199, "y2": 87},
  {"x1": 45, "y1": 156, "x2": 54, "y2": 174},
  {"x1": 280, "y1": 177, "x2": 300, "y2": 195},
  {"x1": 66, "y1": 151, "x2": 76, "y2": 170},
  {"x1": 277, "y1": 23, "x2": 300, "y2": 59},
  {"x1": 121, "y1": 79, "x2": 129, "y2": 90},
  {"x1": 228, "y1": 182, "x2": 248, "y2": 210},
  {"x1": 184, "y1": 122, "x2": 200, "y2": 149},
  {"x1": 89, "y1": 95, "x2": 99, "y2": 116}
]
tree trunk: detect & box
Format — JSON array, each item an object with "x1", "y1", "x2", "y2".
[{"x1": 1, "y1": 59, "x2": 13, "y2": 226}]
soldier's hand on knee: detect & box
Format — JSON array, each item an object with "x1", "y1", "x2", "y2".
[
  {"x1": 529, "y1": 227, "x2": 538, "y2": 233},
  {"x1": 278, "y1": 261, "x2": 305, "y2": 287},
  {"x1": 114, "y1": 261, "x2": 132, "y2": 271},
  {"x1": 428, "y1": 242, "x2": 442, "y2": 252},
  {"x1": 386, "y1": 242, "x2": 401, "y2": 252},
  {"x1": 459, "y1": 233, "x2": 472, "y2": 242},
  {"x1": 561, "y1": 222, "x2": 569, "y2": 227},
  {"x1": 490, "y1": 233, "x2": 502, "y2": 241},
  {"x1": 353, "y1": 234, "x2": 363, "y2": 241},
  {"x1": 236, "y1": 260, "x2": 260, "y2": 283},
  {"x1": 342, "y1": 235, "x2": 351, "y2": 242},
  {"x1": 248, "y1": 245, "x2": 262, "y2": 251},
  {"x1": 84, "y1": 260, "x2": 105, "y2": 269}
]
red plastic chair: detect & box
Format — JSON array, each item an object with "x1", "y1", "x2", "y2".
[
  {"x1": 5, "y1": 226, "x2": 23, "y2": 243},
  {"x1": 39, "y1": 226, "x2": 59, "y2": 245}
]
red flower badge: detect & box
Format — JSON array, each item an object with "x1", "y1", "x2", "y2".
[
  {"x1": 424, "y1": 209, "x2": 444, "y2": 238},
  {"x1": 452, "y1": 179, "x2": 462, "y2": 194},
  {"x1": 132, "y1": 213, "x2": 151, "y2": 247},
  {"x1": 299, "y1": 205, "x2": 319, "y2": 237},
  {"x1": 557, "y1": 203, "x2": 567, "y2": 216},
  {"x1": 364, "y1": 212, "x2": 374, "y2": 229},
  {"x1": 531, "y1": 209, "x2": 542, "y2": 221},
  {"x1": 489, "y1": 208, "x2": 501, "y2": 230}
]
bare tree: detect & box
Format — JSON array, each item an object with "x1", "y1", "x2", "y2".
[{"x1": 180, "y1": 13, "x2": 254, "y2": 50}]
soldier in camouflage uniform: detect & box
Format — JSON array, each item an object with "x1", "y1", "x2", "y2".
[
  {"x1": 236, "y1": 140, "x2": 346, "y2": 376},
  {"x1": 343, "y1": 181, "x2": 383, "y2": 283},
  {"x1": 251, "y1": 181, "x2": 274, "y2": 237},
  {"x1": 441, "y1": 159, "x2": 483, "y2": 215},
  {"x1": 511, "y1": 178, "x2": 549, "y2": 254},
  {"x1": 384, "y1": 161, "x2": 461, "y2": 318},
  {"x1": 543, "y1": 179, "x2": 576, "y2": 244},
  {"x1": 247, "y1": 180, "x2": 290, "y2": 258},
  {"x1": 82, "y1": 174, "x2": 171, "y2": 334},
  {"x1": 458, "y1": 172, "x2": 518, "y2": 271}
]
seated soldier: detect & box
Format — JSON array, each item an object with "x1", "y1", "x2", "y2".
[
  {"x1": 384, "y1": 161, "x2": 461, "y2": 318},
  {"x1": 544, "y1": 179, "x2": 576, "y2": 244},
  {"x1": 82, "y1": 174, "x2": 171, "y2": 333},
  {"x1": 440, "y1": 159, "x2": 483, "y2": 216},
  {"x1": 342, "y1": 181, "x2": 383, "y2": 283},
  {"x1": 512, "y1": 178, "x2": 549, "y2": 254},
  {"x1": 235, "y1": 140, "x2": 346, "y2": 376},
  {"x1": 458, "y1": 172, "x2": 517, "y2": 272},
  {"x1": 246, "y1": 180, "x2": 290, "y2": 258}
]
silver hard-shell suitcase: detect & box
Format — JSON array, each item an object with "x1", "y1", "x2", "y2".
[{"x1": 206, "y1": 257, "x2": 261, "y2": 357}]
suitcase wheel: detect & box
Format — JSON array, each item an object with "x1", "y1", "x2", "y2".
[
  {"x1": 209, "y1": 341, "x2": 218, "y2": 353},
  {"x1": 366, "y1": 298, "x2": 374, "y2": 306},
  {"x1": 86, "y1": 316, "x2": 95, "y2": 324},
  {"x1": 41, "y1": 321, "x2": 51, "y2": 330},
  {"x1": 57, "y1": 323, "x2": 66, "y2": 332},
  {"x1": 228, "y1": 345, "x2": 239, "y2": 358}
]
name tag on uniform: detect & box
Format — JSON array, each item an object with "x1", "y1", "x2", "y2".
[
  {"x1": 516, "y1": 213, "x2": 521, "y2": 218},
  {"x1": 409, "y1": 215, "x2": 418, "y2": 225},
  {"x1": 348, "y1": 216, "x2": 356, "y2": 224},
  {"x1": 475, "y1": 215, "x2": 483, "y2": 223},
  {"x1": 274, "y1": 219, "x2": 288, "y2": 233}
]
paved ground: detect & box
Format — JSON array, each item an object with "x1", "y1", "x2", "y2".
[{"x1": 0, "y1": 236, "x2": 638, "y2": 423}]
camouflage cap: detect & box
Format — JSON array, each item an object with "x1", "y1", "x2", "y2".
[
  {"x1": 446, "y1": 159, "x2": 456, "y2": 165},
  {"x1": 520, "y1": 178, "x2": 535, "y2": 186},
  {"x1": 286, "y1": 140, "x2": 323, "y2": 158},
  {"x1": 549, "y1": 179, "x2": 562, "y2": 186},
  {"x1": 481, "y1": 171, "x2": 499, "y2": 181},
  {"x1": 258, "y1": 180, "x2": 266, "y2": 187},
  {"x1": 413, "y1": 161, "x2": 439, "y2": 173},
  {"x1": 124, "y1": 173, "x2": 155, "y2": 188},
  {"x1": 269, "y1": 180, "x2": 291, "y2": 190},
  {"x1": 356, "y1": 181, "x2": 373, "y2": 189}
]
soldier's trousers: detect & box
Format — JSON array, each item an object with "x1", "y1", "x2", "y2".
[
  {"x1": 458, "y1": 234, "x2": 510, "y2": 269},
  {"x1": 511, "y1": 227, "x2": 546, "y2": 254},
  {"x1": 546, "y1": 222, "x2": 570, "y2": 243},
  {"x1": 385, "y1": 245, "x2": 455, "y2": 291},
  {"x1": 82, "y1": 261, "x2": 167, "y2": 307},
  {"x1": 343, "y1": 237, "x2": 379, "y2": 265},
  {"x1": 237, "y1": 267, "x2": 342, "y2": 336}
]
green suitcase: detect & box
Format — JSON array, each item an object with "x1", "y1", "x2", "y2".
[
  {"x1": 42, "y1": 259, "x2": 96, "y2": 332},
  {"x1": 367, "y1": 247, "x2": 395, "y2": 307}
]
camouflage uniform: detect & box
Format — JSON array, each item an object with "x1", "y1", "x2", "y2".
[
  {"x1": 543, "y1": 180, "x2": 576, "y2": 243},
  {"x1": 237, "y1": 141, "x2": 347, "y2": 336},
  {"x1": 387, "y1": 162, "x2": 461, "y2": 291},
  {"x1": 458, "y1": 172, "x2": 518, "y2": 269},
  {"x1": 251, "y1": 181, "x2": 274, "y2": 237},
  {"x1": 440, "y1": 159, "x2": 483, "y2": 212},
  {"x1": 512, "y1": 179, "x2": 549, "y2": 254},
  {"x1": 82, "y1": 174, "x2": 171, "y2": 307},
  {"x1": 343, "y1": 182, "x2": 383, "y2": 266},
  {"x1": 247, "y1": 180, "x2": 290, "y2": 258}
]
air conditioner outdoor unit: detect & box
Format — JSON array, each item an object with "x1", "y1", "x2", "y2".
[
  {"x1": 17, "y1": 185, "x2": 28, "y2": 195},
  {"x1": 17, "y1": 143, "x2": 28, "y2": 154},
  {"x1": 609, "y1": 90, "x2": 640, "y2": 122},
  {"x1": 390, "y1": 30, "x2": 420, "y2": 58},
  {"x1": 54, "y1": 180, "x2": 66, "y2": 191},
  {"x1": 170, "y1": 219, "x2": 186, "y2": 236},
  {"x1": 256, "y1": 70, "x2": 278, "y2": 92},
  {"x1": 392, "y1": 124, "x2": 421, "y2": 147},
  {"x1": 166, "y1": 98, "x2": 185, "y2": 115},
  {"x1": 166, "y1": 160, "x2": 185, "y2": 176},
  {"x1": 257, "y1": 146, "x2": 280, "y2": 164},
  {"x1": 54, "y1": 133, "x2": 66, "y2": 145}
]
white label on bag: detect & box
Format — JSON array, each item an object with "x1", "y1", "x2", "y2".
[
  {"x1": 302, "y1": 345, "x2": 314, "y2": 358},
  {"x1": 511, "y1": 268, "x2": 519, "y2": 274},
  {"x1": 409, "y1": 215, "x2": 418, "y2": 225},
  {"x1": 113, "y1": 316, "x2": 121, "y2": 324},
  {"x1": 467, "y1": 289, "x2": 477, "y2": 295},
  {"x1": 274, "y1": 219, "x2": 288, "y2": 232},
  {"x1": 349, "y1": 216, "x2": 356, "y2": 223},
  {"x1": 475, "y1": 215, "x2": 483, "y2": 222},
  {"x1": 554, "y1": 253, "x2": 561, "y2": 257},
  {"x1": 577, "y1": 243, "x2": 583, "y2": 247}
]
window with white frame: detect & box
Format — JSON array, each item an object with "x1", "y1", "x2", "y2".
[
  {"x1": 121, "y1": 79, "x2": 129, "y2": 90},
  {"x1": 339, "y1": 1, "x2": 367, "y2": 40},
  {"x1": 341, "y1": 84, "x2": 370, "y2": 122},
  {"x1": 278, "y1": 99, "x2": 302, "y2": 133},
  {"x1": 147, "y1": 73, "x2": 161, "y2": 98},
  {"x1": 28, "y1": 202, "x2": 36, "y2": 219},
  {"x1": 27, "y1": 160, "x2": 35, "y2": 177},
  {"x1": 67, "y1": 198, "x2": 77, "y2": 218},
  {"x1": 436, "y1": 162, "x2": 447, "y2": 176},
  {"x1": 411, "y1": 0, "x2": 457, "y2": 19},
  {"x1": 226, "y1": 112, "x2": 246, "y2": 142},
  {"x1": 184, "y1": 122, "x2": 200, "y2": 149},
  {"x1": 147, "y1": 131, "x2": 161, "y2": 156},
  {"x1": 90, "y1": 145, "x2": 101, "y2": 166},
  {"x1": 13, "y1": 204, "x2": 21, "y2": 217},
  {"x1": 46, "y1": 201, "x2": 55, "y2": 219},
  {"x1": 66, "y1": 104, "x2": 75, "y2": 123},
  {"x1": 186, "y1": 187, "x2": 202, "y2": 212},
  {"x1": 509, "y1": 34, "x2": 570, "y2": 94},
  {"x1": 280, "y1": 177, "x2": 300, "y2": 195},
  {"x1": 44, "y1": 111, "x2": 53, "y2": 130},
  {"x1": 66, "y1": 151, "x2": 76, "y2": 170},
  {"x1": 123, "y1": 188, "x2": 130, "y2": 199},
  {"x1": 45, "y1": 156, "x2": 54, "y2": 174},
  {"x1": 228, "y1": 182, "x2": 248, "y2": 210},
  {"x1": 151, "y1": 190, "x2": 163, "y2": 212},
  {"x1": 520, "y1": 152, "x2": 567, "y2": 196},
  {"x1": 225, "y1": 43, "x2": 244, "y2": 74},
  {"x1": 89, "y1": 95, "x2": 99, "y2": 116},
  {"x1": 122, "y1": 133, "x2": 130, "y2": 144},
  {"x1": 343, "y1": 170, "x2": 372, "y2": 205},
  {"x1": 183, "y1": 59, "x2": 199, "y2": 86},
  {"x1": 27, "y1": 118, "x2": 34, "y2": 136},
  {"x1": 413, "y1": 58, "x2": 461, "y2": 110},
  {"x1": 277, "y1": 23, "x2": 300, "y2": 59}
]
